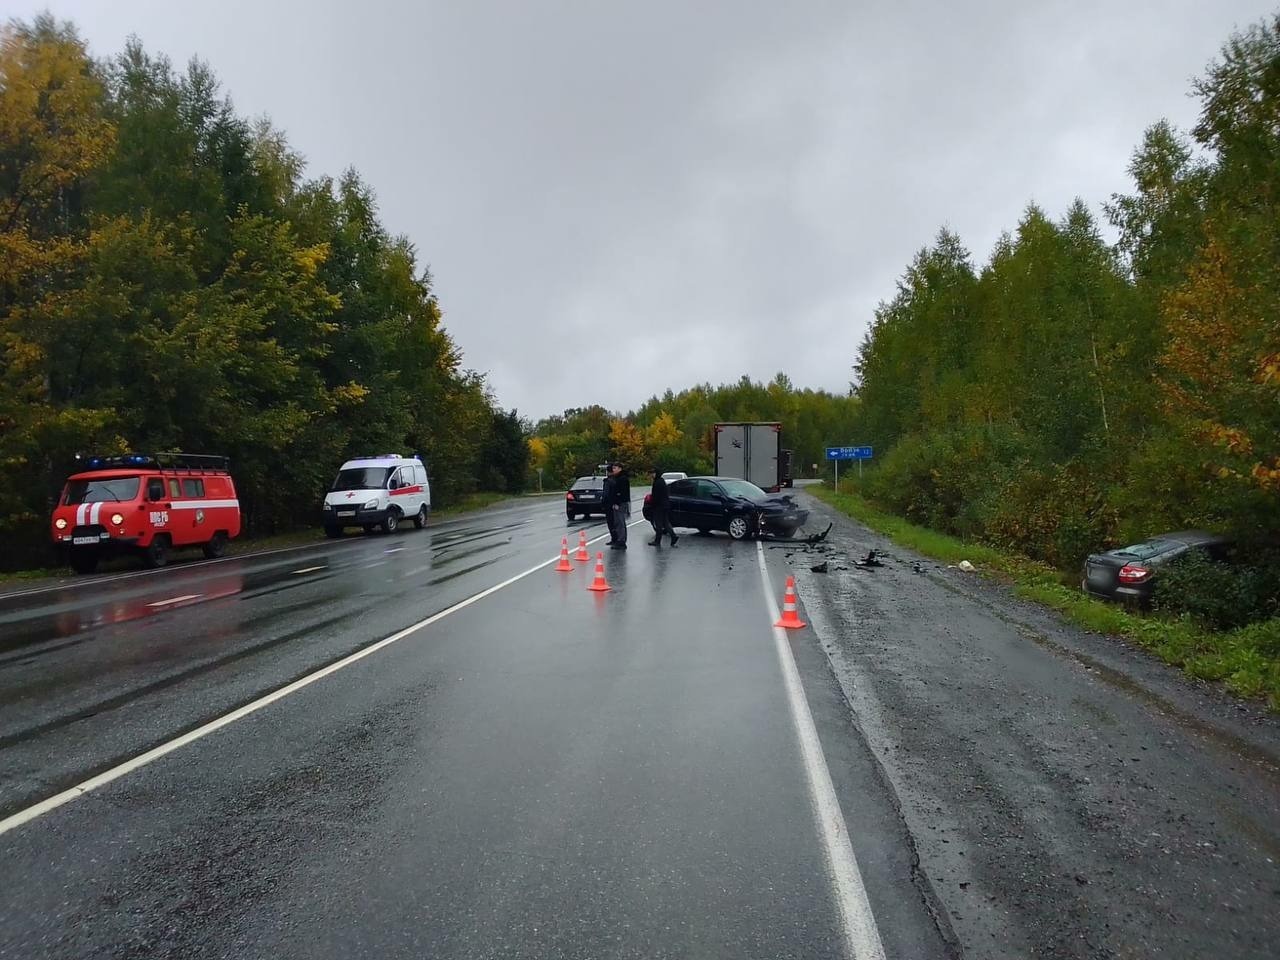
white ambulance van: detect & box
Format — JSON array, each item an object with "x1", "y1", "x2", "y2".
[{"x1": 322, "y1": 454, "x2": 431, "y2": 536}]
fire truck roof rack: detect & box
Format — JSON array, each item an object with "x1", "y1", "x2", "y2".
[{"x1": 79, "y1": 453, "x2": 231, "y2": 473}]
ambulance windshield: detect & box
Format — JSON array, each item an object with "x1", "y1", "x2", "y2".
[
  {"x1": 64, "y1": 477, "x2": 141, "y2": 504},
  {"x1": 332, "y1": 467, "x2": 394, "y2": 491}
]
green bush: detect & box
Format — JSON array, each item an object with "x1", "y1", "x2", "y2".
[
  {"x1": 980, "y1": 461, "x2": 1118, "y2": 570},
  {"x1": 865, "y1": 425, "x2": 1034, "y2": 536},
  {"x1": 1153, "y1": 550, "x2": 1280, "y2": 631}
]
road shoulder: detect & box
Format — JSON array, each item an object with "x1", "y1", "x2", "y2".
[{"x1": 785, "y1": 490, "x2": 1280, "y2": 959}]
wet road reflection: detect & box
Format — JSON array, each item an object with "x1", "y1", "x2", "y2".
[{"x1": 0, "y1": 497, "x2": 635, "y2": 814}]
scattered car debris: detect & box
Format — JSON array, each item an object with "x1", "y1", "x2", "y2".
[
  {"x1": 958, "y1": 560, "x2": 976, "y2": 572},
  {"x1": 810, "y1": 561, "x2": 829, "y2": 573},
  {"x1": 759, "y1": 522, "x2": 833, "y2": 545},
  {"x1": 855, "y1": 550, "x2": 884, "y2": 568}
]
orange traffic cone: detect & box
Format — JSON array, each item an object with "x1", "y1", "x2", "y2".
[
  {"x1": 555, "y1": 537, "x2": 574, "y2": 572},
  {"x1": 774, "y1": 575, "x2": 806, "y2": 629},
  {"x1": 574, "y1": 530, "x2": 590, "y2": 562},
  {"x1": 587, "y1": 552, "x2": 611, "y2": 592}
]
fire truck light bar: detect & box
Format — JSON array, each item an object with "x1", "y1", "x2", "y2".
[{"x1": 79, "y1": 453, "x2": 231, "y2": 472}]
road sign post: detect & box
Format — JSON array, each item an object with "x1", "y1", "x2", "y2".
[{"x1": 825, "y1": 445, "x2": 874, "y2": 489}]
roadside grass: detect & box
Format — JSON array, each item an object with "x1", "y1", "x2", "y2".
[
  {"x1": 0, "y1": 566, "x2": 61, "y2": 584},
  {"x1": 810, "y1": 484, "x2": 1280, "y2": 710},
  {"x1": 0, "y1": 491, "x2": 523, "y2": 585}
]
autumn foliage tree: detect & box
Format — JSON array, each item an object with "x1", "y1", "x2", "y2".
[
  {"x1": 0, "y1": 17, "x2": 525, "y2": 567},
  {"x1": 850, "y1": 12, "x2": 1280, "y2": 625},
  {"x1": 531, "y1": 378, "x2": 860, "y2": 489}
]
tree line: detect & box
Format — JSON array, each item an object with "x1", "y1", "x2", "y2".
[
  {"x1": 0, "y1": 17, "x2": 529, "y2": 569},
  {"x1": 529, "y1": 374, "x2": 860, "y2": 488},
  {"x1": 851, "y1": 14, "x2": 1279, "y2": 625}
]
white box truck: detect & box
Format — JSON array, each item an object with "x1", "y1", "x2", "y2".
[{"x1": 714, "y1": 422, "x2": 783, "y2": 492}]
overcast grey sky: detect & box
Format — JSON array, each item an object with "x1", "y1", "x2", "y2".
[{"x1": 11, "y1": 0, "x2": 1268, "y2": 419}]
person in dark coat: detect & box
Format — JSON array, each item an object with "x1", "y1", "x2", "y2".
[
  {"x1": 647, "y1": 471, "x2": 678, "y2": 547},
  {"x1": 604, "y1": 462, "x2": 631, "y2": 549},
  {"x1": 602, "y1": 467, "x2": 618, "y2": 544}
]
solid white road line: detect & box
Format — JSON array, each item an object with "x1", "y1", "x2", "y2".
[
  {"x1": 291, "y1": 566, "x2": 327, "y2": 575},
  {"x1": 146, "y1": 594, "x2": 201, "y2": 608},
  {"x1": 755, "y1": 541, "x2": 887, "y2": 960},
  {"x1": 0, "y1": 521, "x2": 645, "y2": 839}
]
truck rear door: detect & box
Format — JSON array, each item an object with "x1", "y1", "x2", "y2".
[
  {"x1": 716, "y1": 424, "x2": 747, "y2": 480},
  {"x1": 746, "y1": 425, "x2": 781, "y2": 491}
]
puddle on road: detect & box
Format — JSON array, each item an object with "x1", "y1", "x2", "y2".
[{"x1": 0, "y1": 574, "x2": 246, "y2": 655}]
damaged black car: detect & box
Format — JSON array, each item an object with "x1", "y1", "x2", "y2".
[{"x1": 643, "y1": 476, "x2": 809, "y2": 540}]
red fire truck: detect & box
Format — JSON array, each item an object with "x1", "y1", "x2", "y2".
[{"x1": 51, "y1": 454, "x2": 241, "y2": 573}]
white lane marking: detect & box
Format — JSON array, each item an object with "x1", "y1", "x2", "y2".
[
  {"x1": 146, "y1": 594, "x2": 201, "y2": 608},
  {"x1": 384, "y1": 547, "x2": 405, "y2": 554},
  {"x1": 755, "y1": 541, "x2": 886, "y2": 960},
  {"x1": 291, "y1": 566, "x2": 327, "y2": 576},
  {"x1": 0, "y1": 524, "x2": 640, "y2": 838}
]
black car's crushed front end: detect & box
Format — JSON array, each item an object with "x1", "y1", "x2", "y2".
[{"x1": 750, "y1": 496, "x2": 809, "y2": 537}]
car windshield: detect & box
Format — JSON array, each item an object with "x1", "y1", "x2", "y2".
[
  {"x1": 717, "y1": 479, "x2": 768, "y2": 501},
  {"x1": 574, "y1": 477, "x2": 604, "y2": 488},
  {"x1": 63, "y1": 477, "x2": 140, "y2": 505},
  {"x1": 332, "y1": 467, "x2": 393, "y2": 491},
  {"x1": 1111, "y1": 541, "x2": 1170, "y2": 560}
]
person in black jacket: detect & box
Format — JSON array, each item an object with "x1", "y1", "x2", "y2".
[
  {"x1": 647, "y1": 470, "x2": 678, "y2": 547},
  {"x1": 601, "y1": 468, "x2": 618, "y2": 544},
  {"x1": 604, "y1": 462, "x2": 631, "y2": 549}
]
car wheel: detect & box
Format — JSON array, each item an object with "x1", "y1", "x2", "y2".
[
  {"x1": 144, "y1": 536, "x2": 170, "y2": 569},
  {"x1": 727, "y1": 516, "x2": 750, "y2": 540},
  {"x1": 202, "y1": 532, "x2": 228, "y2": 559},
  {"x1": 70, "y1": 550, "x2": 99, "y2": 574},
  {"x1": 414, "y1": 504, "x2": 428, "y2": 529},
  {"x1": 325, "y1": 525, "x2": 343, "y2": 539},
  {"x1": 567, "y1": 511, "x2": 576, "y2": 522},
  {"x1": 382, "y1": 510, "x2": 400, "y2": 534}
]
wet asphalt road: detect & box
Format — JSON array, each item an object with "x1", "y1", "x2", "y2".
[
  {"x1": 2, "y1": 490, "x2": 1277, "y2": 959},
  {"x1": 787, "y1": 493, "x2": 1280, "y2": 959},
  {"x1": 0, "y1": 496, "x2": 943, "y2": 959}
]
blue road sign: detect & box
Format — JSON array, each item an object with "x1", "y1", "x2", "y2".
[{"x1": 826, "y1": 446, "x2": 873, "y2": 461}]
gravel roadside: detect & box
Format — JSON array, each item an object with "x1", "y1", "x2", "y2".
[{"x1": 786, "y1": 490, "x2": 1280, "y2": 960}]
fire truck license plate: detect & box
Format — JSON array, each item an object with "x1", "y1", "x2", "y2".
[{"x1": 73, "y1": 536, "x2": 99, "y2": 545}]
